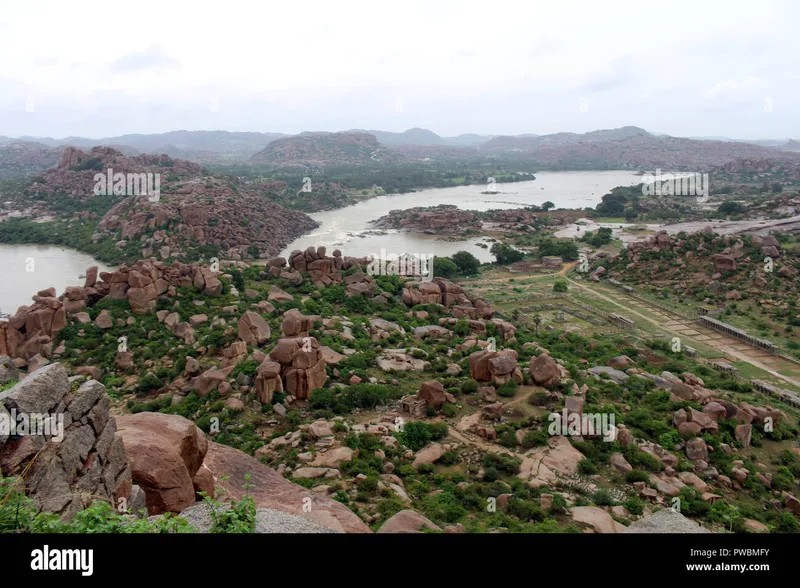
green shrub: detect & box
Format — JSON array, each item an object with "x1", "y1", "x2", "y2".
[
  {"x1": 625, "y1": 469, "x2": 650, "y2": 484},
  {"x1": 578, "y1": 458, "x2": 598, "y2": 475},
  {"x1": 460, "y1": 380, "x2": 479, "y2": 394}
]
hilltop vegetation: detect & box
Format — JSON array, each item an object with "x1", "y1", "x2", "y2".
[{"x1": 2, "y1": 238, "x2": 798, "y2": 534}]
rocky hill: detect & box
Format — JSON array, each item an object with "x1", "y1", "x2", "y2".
[
  {"x1": 249, "y1": 132, "x2": 405, "y2": 167},
  {"x1": 97, "y1": 176, "x2": 318, "y2": 260},
  {"x1": 710, "y1": 158, "x2": 800, "y2": 191},
  {"x1": 373, "y1": 204, "x2": 484, "y2": 234},
  {"x1": 392, "y1": 144, "x2": 483, "y2": 163},
  {"x1": 588, "y1": 229, "x2": 800, "y2": 353},
  {"x1": 0, "y1": 141, "x2": 61, "y2": 179},
  {"x1": 15, "y1": 146, "x2": 318, "y2": 262},
  {"x1": 362, "y1": 127, "x2": 447, "y2": 146},
  {"x1": 26, "y1": 146, "x2": 204, "y2": 202},
  {"x1": 595, "y1": 229, "x2": 799, "y2": 300}
]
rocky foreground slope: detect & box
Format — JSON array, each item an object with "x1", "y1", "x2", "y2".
[
  {"x1": 0, "y1": 361, "x2": 368, "y2": 532},
  {"x1": 1, "y1": 241, "x2": 799, "y2": 534}
]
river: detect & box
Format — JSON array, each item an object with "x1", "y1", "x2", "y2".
[
  {"x1": 0, "y1": 244, "x2": 115, "y2": 315},
  {"x1": 0, "y1": 171, "x2": 641, "y2": 313},
  {"x1": 280, "y1": 170, "x2": 641, "y2": 261}
]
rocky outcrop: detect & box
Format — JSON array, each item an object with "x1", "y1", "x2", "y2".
[
  {"x1": 377, "y1": 509, "x2": 441, "y2": 533},
  {"x1": 250, "y1": 131, "x2": 402, "y2": 167},
  {"x1": 0, "y1": 288, "x2": 67, "y2": 367},
  {"x1": 116, "y1": 412, "x2": 208, "y2": 515},
  {"x1": 202, "y1": 441, "x2": 370, "y2": 533},
  {"x1": 0, "y1": 363, "x2": 133, "y2": 520},
  {"x1": 570, "y1": 506, "x2": 627, "y2": 533},
  {"x1": 529, "y1": 353, "x2": 561, "y2": 388},
  {"x1": 373, "y1": 205, "x2": 483, "y2": 234},
  {"x1": 469, "y1": 349, "x2": 523, "y2": 386},
  {"x1": 517, "y1": 436, "x2": 584, "y2": 487},
  {"x1": 0, "y1": 258, "x2": 237, "y2": 367},
  {"x1": 267, "y1": 310, "x2": 327, "y2": 400}
]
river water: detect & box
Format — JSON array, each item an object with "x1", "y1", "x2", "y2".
[
  {"x1": 0, "y1": 171, "x2": 641, "y2": 313},
  {"x1": 280, "y1": 170, "x2": 641, "y2": 261},
  {"x1": 0, "y1": 244, "x2": 115, "y2": 315}
]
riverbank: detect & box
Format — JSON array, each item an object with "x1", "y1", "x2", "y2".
[{"x1": 0, "y1": 243, "x2": 115, "y2": 313}]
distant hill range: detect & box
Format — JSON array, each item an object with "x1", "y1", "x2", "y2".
[
  {"x1": 479, "y1": 126, "x2": 800, "y2": 170},
  {"x1": 249, "y1": 131, "x2": 405, "y2": 167},
  {"x1": 0, "y1": 141, "x2": 62, "y2": 179},
  {"x1": 353, "y1": 128, "x2": 497, "y2": 147},
  {"x1": 3, "y1": 126, "x2": 798, "y2": 175}
]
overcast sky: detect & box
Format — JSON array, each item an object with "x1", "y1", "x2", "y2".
[{"x1": 0, "y1": 0, "x2": 797, "y2": 140}]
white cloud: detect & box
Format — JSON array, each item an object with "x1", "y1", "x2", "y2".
[{"x1": 0, "y1": 0, "x2": 797, "y2": 139}]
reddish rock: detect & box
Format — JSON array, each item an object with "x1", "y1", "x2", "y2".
[
  {"x1": 116, "y1": 413, "x2": 208, "y2": 515},
  {"x1": 417, "y1": 381, "x2": 447, "y2": 410},
  {"x1": 237, "y1": 311, "x2": 271, "y2": 346},
  {"x1": 203, "y1": 441, "x2": 370, "y2": 532},
  {"x1": 529, "y1": 353, "x2": 560, "y2": 388},
  {"x1": 735, "y1": 424, "x2": 752, "y2": 447}
]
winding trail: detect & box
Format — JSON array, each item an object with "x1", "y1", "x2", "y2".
[{"x1": 564, "y1": 277, "x2": 800, "y2": 390}]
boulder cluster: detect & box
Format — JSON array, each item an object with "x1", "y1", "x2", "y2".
[
  {"x1": 0, "y1": 260, "x2": 224, "y2": 371},
  {"x1": 267, "y1": 246, "x2": 497, "y2": 318},
  {"x1": 266, "y1": 246, "x2": 380, "y2": 297},
  {"x1": 469, "y1": 349, "x2": 523, "y2": 387},
  {"x1": 251, "y1": 309, "x2": 327, "y2": 402},
  {"x1": 402, "y1": 277, "x2": 494, "y2": 319},
  {"x1": 0, "y1": 361, "x2": 369, "y2": 532}
]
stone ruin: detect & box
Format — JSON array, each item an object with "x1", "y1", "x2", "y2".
[
  {"x1": 400, "y1": 395, "x2": 427, "y2": 418},
  {"x1": 542, "y1": 256, "x2": 563, "y2": 269},
  {"x1": 398, "y1": 381, "x2": 452, "y2": 418}
]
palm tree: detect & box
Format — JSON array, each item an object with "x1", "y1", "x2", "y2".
[{"x1": 533, "y1": 314, "x2": 543, "y2": 333}]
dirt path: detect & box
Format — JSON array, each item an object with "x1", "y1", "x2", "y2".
[
  {"x1": 565, "y1": 277, "x2": 800, "y2": 389},
  {"x1": 462, "y1": 261, "x2": 579, "y2": 288}
]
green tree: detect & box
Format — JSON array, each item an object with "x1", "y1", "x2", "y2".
[
  {"x1": 718, "y1": 201, "x2": 745, "y2": 215},
  {"x1": 491, "y1": 242, "x2": 524, "y2": 264},
  {"x1": 433, "y1": 256, "x2": 458, "y2": 278},
  {"x1": 451, "y1": 251, "x2": 481, "y2": 275}
]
